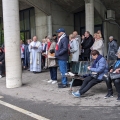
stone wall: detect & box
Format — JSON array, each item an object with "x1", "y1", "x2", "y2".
[
  {"x1": 35, "y1": 8, "x2": 47, "y2": 41},
  {"x1": 51, "y1": 1, "x2": 74, "y2": 35}
]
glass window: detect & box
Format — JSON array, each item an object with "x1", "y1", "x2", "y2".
[
  {"x1": 20, "y1": 7, "x2": 35, "y2": 43},
  {"x1": 24, "y1": 10, "x2": 30, "y2": 30},
  {"x1": 94, "y1": 11, "x2": 102, "y2": 25},
  {"x1": 80, "y1": 12, "x2": 85, "y2": 27},
  {"x1": 30, "y1": 8, "x2": 36, "y2": 38},
  {"x1": 20, "y1": 12, "x2": 24, "y2": 31},
  {"x1": 74, "y1": 13, "x2": 80, "y2": 34}
]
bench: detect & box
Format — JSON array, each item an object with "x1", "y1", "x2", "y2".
[{"x1": 67, "y1": 60, "x2": 115, "y2": 92}]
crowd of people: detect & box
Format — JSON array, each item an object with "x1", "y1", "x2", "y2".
[{"x1": 0, "y1": 28, "x2": 120, "y2": 101}]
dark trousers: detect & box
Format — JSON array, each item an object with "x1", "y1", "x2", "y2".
[
  {"x1": 21, "y1": 58, "x2": 25, "y2": 66},
  {"x1": 42, "y1": 55, "x2": 45, "y2": 68},
  {"x1": 0, "y1": 64, "x2": 5, "y2": 75},
  {"x1": 79, "y1": 76, "x2": 101, "y2": 95},
  {"x1": 49, "y1": 67, "x2": 57, "y2": 81},
  {"x1": 104, "y1": 76, "x2": 120, "y2": 94},
  {"x1": 83, "y1": 57, "x2": 90, "y2": 61}
]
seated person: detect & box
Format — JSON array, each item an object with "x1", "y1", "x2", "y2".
[
  {"x1": 72, "y1": 50, "x2": 108, "y2": 98},
  {"x1": 103, "y1": 50, "x2": 120, "y2": 101},
  {"x1": 0, "y1": 48, "x2": 5, "y2": 78}
]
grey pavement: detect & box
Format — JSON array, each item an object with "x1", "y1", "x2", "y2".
[{"x1": 0, "y1": 70, "x2": 120, "y2": 120}]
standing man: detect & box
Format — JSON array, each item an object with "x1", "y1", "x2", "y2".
[
  {"x1": 81, "y1": 31, "x2": 94, "y2": 61},
  {"x1": 55, "y1": 28, "x2": 69, "y2": 88},
  {"x1": 29, "y1": 36, "x2": 42, "y2": 73},
  {"x1": 107, "y1": 36, "x2": 118, "y2": 60}
]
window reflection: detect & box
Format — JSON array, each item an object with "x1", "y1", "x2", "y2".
[{"x1": 20, "y1": 7, "x2": 35, "y2": 43}]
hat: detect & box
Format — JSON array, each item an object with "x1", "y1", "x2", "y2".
[{"x1": 56, "y1": 28, "x2": 65, "y2": 33}]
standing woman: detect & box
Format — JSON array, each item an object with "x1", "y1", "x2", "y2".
[
  {"x1": 69, "y1": 34, "x2": 79, "y2": 62},
  {"x1": 91, "y1": 33, "x2": 104, "y2": 56},
  {"x1": 47, "y1": 34, "x2": 58, "y2": 84}
]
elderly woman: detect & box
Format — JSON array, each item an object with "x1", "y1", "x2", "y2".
[
  {"x1": 47, "y1": 34, "x2": 58, "y2": 84},
  {"x1": 72, "y1": 50, "x2": 108, "y2": 98},
  {"x1": 69, "y1": 34, "x2": 79, "y2": 62},
  {"x1": 0, "y1": 48, "x2": 5, "y2": 78},
  {"x1": 103, "y1": 50, "x2": 120, "y2": 101},
  {"x1": 91, "y1": 33, "x2": 104, "y2": 56}
]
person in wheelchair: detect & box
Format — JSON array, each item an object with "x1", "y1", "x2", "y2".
[
  {"x1": 103, "y1": 50, "x2": 120, "y2": 101},
  {"x1": 72, "y1": 50, "x2": 108, "y2": 98}
]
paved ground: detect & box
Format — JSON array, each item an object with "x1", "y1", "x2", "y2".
[{"x1": 0, "y1": 70, "x2": 120, "y2": 120}]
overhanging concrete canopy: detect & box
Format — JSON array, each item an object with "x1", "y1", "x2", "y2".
[
  {"x1": 101, "y1": 0, "x2": 120, "y2": 25},
  {"x1": 20, "y1": 0, "x2": 51, "y2": 15},
  {"x1": 53, "y1": 0, "x2": 85, "y2": 12}
]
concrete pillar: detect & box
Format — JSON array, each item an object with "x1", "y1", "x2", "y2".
[
  {"x1": 35, "y1": 8, "x2": 47, "y2": 41},
  {"x1": 2, "y1": 0, "x2": 22, "y2": 88},
  {"x1": 85, "y1": 0, "x2": 94, "y2": 35},
  {"x1": 47, "y1": 16, "x2": 52, "y2": 37}
]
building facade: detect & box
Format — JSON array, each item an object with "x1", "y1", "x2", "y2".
[{"x1": 1, "y1": 0, "x2": 120, "y2": 88}]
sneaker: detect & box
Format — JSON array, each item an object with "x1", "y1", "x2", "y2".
[
  {"x1": 72, "y1": 91, "x2": 81, "y2": 98},
  {"x1": 48, "y1": 80, "x2": 53, "y2": 83},
  {"x1": 0, "y1": 75, "x2": 2, "y2": 78},
  {"x1": 104, "y1": 93, "x2": 113, "y2": 99},
  {"x1": 52, "y1": 81, "x2": 57, "y2": 84}
]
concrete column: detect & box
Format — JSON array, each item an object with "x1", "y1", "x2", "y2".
[
  {"x1": 47, "y1": 16, "x2": 52, "y2": 37},
  {"x1": 85, "y1": 0, "x2": 94, "y2": 35},
  {"x1": 2, "y1": 0, "x2": 22, "y2": 88},
  {"x1": 35, "y1": 8, "x2": 47, "y2": 41}
]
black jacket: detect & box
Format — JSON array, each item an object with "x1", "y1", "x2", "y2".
[
  {"x1": 81, "y1": 35, "x2": 94, "y2": 57},
  {"x1": 0, "y1": 52, "x2": 5, "y2": 64}
]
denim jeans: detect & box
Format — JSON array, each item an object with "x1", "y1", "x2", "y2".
[
  {"x1": 58, "y1": 60, "x2": 67, "y2": 85},
  {"x1": 49, "y1": 67, "x2": 57, "y2": 80}
]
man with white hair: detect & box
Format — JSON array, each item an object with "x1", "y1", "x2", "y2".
[
  {"x1": 107, "y1": 36, "x2": 118, "y2": 60},
  {"x1": 29, "y1": 36, "x2": 42, "y2": 73}
]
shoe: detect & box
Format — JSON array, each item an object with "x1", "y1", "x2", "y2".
[
  {"x1": 68, "y1": 72, "x2": 75, "y2": 77},
  {"x1": 0, "y1": 75, "x2": 2, "y2": 78},
  {"x1": 58, "y1": 84, "x2": 68, "y2": 88},
  {"x1": 117, "y1": 93, "x2": 120, "y2": 101},
  {"x1": 52, "y1": 81, "x2": 57, "y2": 84},
  {"x1": 33, "y1": 71, "x2": 36, "y2": 74},
  {"x1": 104, "y1": 93, "x2": 113, "y2": 99},
  {"x1": 117, "y1": 97, "x2": 120, "y2": 101},
  {"x1": 72, "y1": 91, "x2": 81, "y2": 98},
  {"x1": 48, "y1": 80, "x2": 53, "y2": 83}
]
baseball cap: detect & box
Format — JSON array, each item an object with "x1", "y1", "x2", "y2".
[{"x1": 56, "y1": 28, "x2": 65, "y2": 33}]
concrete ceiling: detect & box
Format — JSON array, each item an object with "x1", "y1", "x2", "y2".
[
  {"x1": 53, "y1": 0, "x2": 85, "y2": 12},
  {"x1": 19, "y1": 0, "x2": 32, "y2": 10},
  {"x1": 98, "y1": 0, "x2": 120, "y2": 24}
]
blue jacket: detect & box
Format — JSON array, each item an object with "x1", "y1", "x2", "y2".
[
  {"x1": 55, "y1": 36, "x2": 69, "y2": 61},
  {"x1": 90, "y1": 57, "x2": 108, "y2": 80}
]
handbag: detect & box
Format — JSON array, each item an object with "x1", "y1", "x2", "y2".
[
  {"x1": 109, "y1": 73, "x2": 120, "y2": 80},
  {"x1": 91, "y1": 72, "x2": 99, "y2": 79}
]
